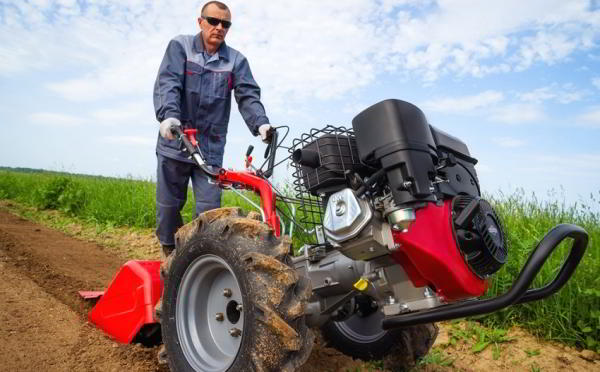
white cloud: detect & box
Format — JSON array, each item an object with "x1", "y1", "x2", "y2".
[
  {"x1": 593, "y1": 77, "x2": 600, "y2": 90},
  {"x1": 422, "y1": 90, "x2": 504, "y2": 113},
  {"x1": 492, "y1": 137, "x2": 526, "y2": 148},
  {"x1": 517, "y1": 84, "x2": 585, "y2": 104},
  {"x1": 518, "y1": 87, "x2": 556, "y2": 103},
  {"x1": 489, "y1": 103, "x2": 545, "y2": 124},
  {"x1": 414, "y1": 83, "x2": 589, "y2": 126},
  {"x1": 386, "y1": 0, "x2": 596, "y2": 80},
  {"x1": 91, "y1": 101, "x2": 155, "y2": 125},
  {"x1": 29, "y1": 102, "x2": 155, "y2": 132},
  {"x1": 29, "y1": 112, "x2": 85, "y2": 127},
  {"x1": 577, "y1": 106, "x2": 600, "y2": 128},
  {"x1": 102, "y1": 136, "x2": 154, "y2": 146},
  {"x1": 1, "y1": 0, "x2": 598, "y2": 108},
  {"x1": 45, "y1": 34, "x2": 164, "y2": 102},
  {"x1": 342, "y1": 101, "x2": 371, "y2": 115},
  {"x1": 514, "y1": 31, "x2": 578, "y2": 71}
]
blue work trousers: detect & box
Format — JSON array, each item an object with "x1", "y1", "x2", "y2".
[{"x1": 155, "y1": 153, "x2": 222, "y2": 246}]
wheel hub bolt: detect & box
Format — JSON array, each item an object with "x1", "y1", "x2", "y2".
[
  {"x1": 223, "y1": 288, "x2": 232, "y2": 297},
  {"x1": 229, "y1": 328, "x2": 242, "y2": 337},
  {"x1": 236, "y1": 304, "x2": 243, "y2": 312},
  {"x1": 215, "y1": 312, "x2": 224, "y2": 322}
]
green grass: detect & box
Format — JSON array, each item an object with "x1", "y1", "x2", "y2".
[
  {"x1": 0, "y1": 169, "x2": 598, "y2": 350},
  {"x1": 0, "y1": 169, "x2": 267, "y2": 229},
  {"x1": 481, "y1": 189, "x2": 600, "y2": 351},
  {"x1": 0, "y1": 170, "x2": 157, "y2": 228},
  {"x1": 416, "y1": 348, "x2": 455, "y2": 367}
]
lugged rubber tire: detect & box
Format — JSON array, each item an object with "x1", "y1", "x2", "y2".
[
  {"x1": 321, "y1": 312, "x2": 438, "y2": 371},
  {"x1": 160, "y1": 207, "x2": 314, "y2": 372}
]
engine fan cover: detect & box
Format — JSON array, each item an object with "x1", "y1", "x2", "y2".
[{"x1": 451, "y1": 195, "x2": 507, "y2": 278}]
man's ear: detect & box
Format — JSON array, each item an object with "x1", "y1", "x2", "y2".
[{"x1": 197, "y1": 17, "x2": 203, "y2": 29}]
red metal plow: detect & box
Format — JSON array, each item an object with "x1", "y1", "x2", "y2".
[{"x1": 79, "y1": 260, "x2": 163, "y2": 343}]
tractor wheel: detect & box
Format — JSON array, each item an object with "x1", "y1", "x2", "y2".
[
  {"x1": 160, "y1": 207, "x2": 314, "y2": 372},
  {"x1": 320, "y1": 298, "x2": 437, "y2": 371}
]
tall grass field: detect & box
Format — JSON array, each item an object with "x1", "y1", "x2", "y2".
[{"x1": 0, "y1": 168, "x2": 598, "y2": 351}]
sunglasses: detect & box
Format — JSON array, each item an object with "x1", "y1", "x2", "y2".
[{"x1": 202, "y1": 16, "x2": 232, "y2": 29}]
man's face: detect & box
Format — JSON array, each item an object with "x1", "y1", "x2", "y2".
[{"x1": 199, "y1": 4, "x2": 231, "y2": 50}]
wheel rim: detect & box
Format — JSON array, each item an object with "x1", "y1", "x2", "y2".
[
  {"x1": 334, "y1": 308, "x2": 386, "y2": 343},
  {"x1": 176, "y1": 254, "x2": 244, "y2": 372}
]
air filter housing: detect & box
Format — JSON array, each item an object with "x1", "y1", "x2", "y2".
[{"x1": 352, "y1": 99, "x2": 438, "y2": 206}]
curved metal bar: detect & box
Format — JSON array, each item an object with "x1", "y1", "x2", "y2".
[
  {"x1": 515, "y1": 224, "x2": 588, "y2": 304},
  {"x1": 223, "y1": 185, "x2": 266, "y2": 223},
  {"x1": 381, "y1": 223, "x2": 588, "y2": 329},
  {"x1": 191, "y1": 154, "x2": 221, "y2": 177}
]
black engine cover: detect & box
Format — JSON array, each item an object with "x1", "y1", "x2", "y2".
[
  {"x1": 352, "y1": 99, "x2": 438, "y2": 205},
  {"x1": 430, "y1": 126, "x2": 480, "y2": 198},
  {"x1": 352, "y1": 99, "x2": 482, "y2": 207}
]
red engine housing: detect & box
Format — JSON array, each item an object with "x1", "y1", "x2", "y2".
[{"x1": 390, "y1": 200, "x2": 487, "y2": 301}]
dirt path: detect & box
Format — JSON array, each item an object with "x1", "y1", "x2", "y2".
[
  {"x1": 0, "y1": 210, "x2": 164, "y2": 372},
  {"x1": 0, "y1": 206, "x2": 598, "y2": 372}
]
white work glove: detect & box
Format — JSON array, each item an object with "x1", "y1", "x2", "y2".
[
  {"x1": 159, "y1": 118, "x2": 181, "y2": 140},
  {"x1": 258, "y1": 124, "x2": 272, "y2": 144}
]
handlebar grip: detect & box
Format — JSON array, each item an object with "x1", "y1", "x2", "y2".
[
  {"x1": 170, "y1": 125, "x2": 220, "y2": 178},
  {"x1": 171, "y1": 125, "x2": 192, "y2": 150},
  {"x1": 170, "y1": 125, "x2": 184, "y2": 137},
  {"x1": 269, "y1": 129, "x2": 278, "y2": 152},
  {"x1": 266, "y1": 127, "x2": 276, "y2": 143},
  {"x1": 263, "y1": 129, "x2": 278, "y2": 178}
]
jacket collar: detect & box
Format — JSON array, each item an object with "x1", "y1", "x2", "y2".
[{"x1": 194, "y1": 33, "x2": 230, "y2": 61}]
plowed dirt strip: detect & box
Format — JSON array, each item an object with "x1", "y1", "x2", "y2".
[
  {"x1": 0, "y1": 210, "x2": 165, "y2": 372},
  {"x1": 0, "y1": 255, "x2": 82, "y2": 370}
]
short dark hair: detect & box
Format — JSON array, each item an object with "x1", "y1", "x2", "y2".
[{"x1": 201, "y1": 1, "x2": 229, "y2": 17}]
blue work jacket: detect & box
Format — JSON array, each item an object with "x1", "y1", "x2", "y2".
[{"x1": 153, "y1": 33, "x2": 269, "y2": 166}]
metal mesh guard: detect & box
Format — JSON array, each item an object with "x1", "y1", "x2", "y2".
[{"x1": 288, "y1": 126, "x2": 360, "y2": 242}]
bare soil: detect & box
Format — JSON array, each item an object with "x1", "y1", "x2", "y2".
[
  {"x1": 0, "y1": 204, "x2": 598, "y2": 372},
  {"x1": 0, "y1": 208, "x2": 164, "y2": 372}
]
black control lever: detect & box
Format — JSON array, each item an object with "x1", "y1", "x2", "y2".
[
  {"x1": 246, "y1": 145, "x2": 254, "y2": 157},
  {"x1": 262, "y1": 128, "x2": 278, "y2": 178}
]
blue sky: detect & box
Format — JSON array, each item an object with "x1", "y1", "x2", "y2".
[{"x1": 1, "y1": 0, "x2": 599, "y2": 206}]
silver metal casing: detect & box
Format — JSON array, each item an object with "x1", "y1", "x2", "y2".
[{"x1": 323, "y1": 188, "x2": 372, "y2": 244}]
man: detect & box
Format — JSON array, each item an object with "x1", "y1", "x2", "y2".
[{"x1": 153, "y1": 1, "x2": 272, "y2": 258}]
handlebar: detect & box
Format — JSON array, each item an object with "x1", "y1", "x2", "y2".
[
  {"x1": 170, "y1": 125, "x2": 220, "y2": 178},
  {"x1": 170, "y1": 125, "x2": 279, "y2": 180}
]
